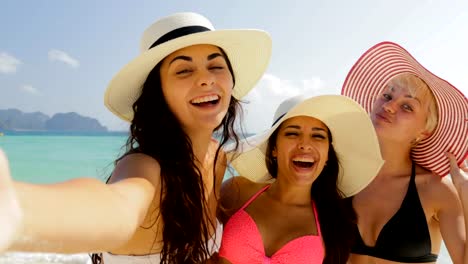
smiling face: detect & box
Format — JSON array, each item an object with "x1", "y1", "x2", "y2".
[
  {"x1": 370, "y1": 74, "x2": 437, "y2": 146},
  {"x1": 159, "y1": 44, "x2": 234, "y2": 133},
  {"x1": 271, "y1": 116, "x2": 330, "y2": 186}
]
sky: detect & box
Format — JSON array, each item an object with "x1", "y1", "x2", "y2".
[{"x1": 0, "y1": 0, "x2": 467, "y2": 133}]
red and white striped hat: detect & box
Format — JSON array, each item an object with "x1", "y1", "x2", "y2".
[{"x1": 342, "y1": 41, "x2": 468, "y2": 177}]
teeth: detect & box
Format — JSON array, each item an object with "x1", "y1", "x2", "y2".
[
  {"x1": 191, "y1": 95, "x2": 219, "y2": 104},
  {"x1": 292, "y1": 158, "x2": 315, "y2": 163}
]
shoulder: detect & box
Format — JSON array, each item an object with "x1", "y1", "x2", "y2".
[
  {"x1": 418, "y1": 169, "x2": 456, "y2": 198},
  {"x1": 221, "y1": 176, "x2": 257, "y2": 196},
  {"x1": 108, "y1": 153, "x2": 162, "y2": 188},
  {"x1": 416, "y1": 167, "x2": 459, "y2": 215},
  {"x1": 219, "y1": 176, "x2": 269, "y2": 222}
]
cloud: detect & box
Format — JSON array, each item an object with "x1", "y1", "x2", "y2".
[
  {"x1": 48, "y1": 49, "x2": 80, "y2": 68},
  {"x1": 241, "y1": 73, "x2": 338, "y2": 133},
  {"x1": 19, "y1": 84, "x2": 40, "y2": 95},
  {"x1": 0, "y1": 52, "x2": 21, "y2": 74}
]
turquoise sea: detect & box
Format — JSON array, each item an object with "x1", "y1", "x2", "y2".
[
  {"x1": 0, "y1": 131, "x2": 452, "y2": 263},
  {"x1": 0, "y1": 131, "x2": 128, "y2": 184}
]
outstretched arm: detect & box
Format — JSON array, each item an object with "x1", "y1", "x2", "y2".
[
  {"x1": 0, "y1": 150, "x2": 22, "y2": 252},
  {"x1": 3, "y1": 153, "x2": 158, "y2": 254}
]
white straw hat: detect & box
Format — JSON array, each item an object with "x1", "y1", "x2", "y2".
[
  {"x1": 229, "y1": 95, "x2": 384, "y2": 197},
  {"x1": 104, "y1": 12, "x2": 272, "y2": 122}
]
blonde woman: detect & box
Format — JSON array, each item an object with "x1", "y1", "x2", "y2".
[{"x1": 342, "y1": 41, "x2": 468, "y2": 264}]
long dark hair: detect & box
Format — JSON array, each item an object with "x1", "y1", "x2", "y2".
[
  {"x1": 265, "y1": 126, "x2": 356, "y2": 264},
  {"x1": 92, "y1": 48, "x2": 242, "y2": 264}
]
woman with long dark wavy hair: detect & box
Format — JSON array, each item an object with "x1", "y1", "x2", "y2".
[
  {"x1": 216, "y1": 95, "x2": 384, "y2": 264},
  {"x1": 0, "y1": 12, "x2": 271, "y2": 264}
]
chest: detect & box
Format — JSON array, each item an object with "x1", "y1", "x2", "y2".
[
  {"x1": 353, "y1": 175, "x2": 436, "y2": 249},
  {"x1": 245, "y1": 196, "x2": 319, "y2": 256},
  {"x1": 357, "y1": 175, "x2": 436, "y2": 218}
]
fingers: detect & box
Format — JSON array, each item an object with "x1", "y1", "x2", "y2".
[
  {"x1": 0, "y1": 149, "x2": 18, "y2": 253},
  {"x1": 461, "y1": 158, "x2": 468, "y2": 172},
  {"x1": 0, "y1": 149, "x2": 12, "y2": 186},
  {"x1": 445, "y1": 152, "x2": 459, "y2": 168},
  {"x1": 446, "y1": 152, "x2": 468, "y2": 172}
]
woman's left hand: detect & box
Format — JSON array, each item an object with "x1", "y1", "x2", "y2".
[{"x1": 446, "y1": 152, "x2": 468, "y2": 197}]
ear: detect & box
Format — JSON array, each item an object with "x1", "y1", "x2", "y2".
[
  {"x1": 412, "y1": 130, "x2": 431, "y2": 146},
  {"x1": 272, "y1": 147, "x2": 277, "y2": 158},
  {"x1": 418, "y1": 130, "x2": 432, "y2": 141}
]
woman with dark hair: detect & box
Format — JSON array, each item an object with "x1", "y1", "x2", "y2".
[
  {"x1": 0, "y1": 12, "x2": 271, "y2": 264},
  {"x1": 216, "y1": 95, "x2": 384, "y2": 264}
]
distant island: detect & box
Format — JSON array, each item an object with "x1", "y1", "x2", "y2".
[{"x1": 0, "y1": 109, "x2": 107, "y2": 132}]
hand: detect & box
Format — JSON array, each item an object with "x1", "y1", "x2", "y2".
[
  {"x1": 0, "y1": 149, "x2": 22, "y2": 252},
  {"x1": 446, "y1": 152, "x2": 468, "y2": 196}
]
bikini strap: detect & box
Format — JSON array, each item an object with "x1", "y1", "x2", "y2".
[
  {"x1": 312, "y1": 201, "x2": 322, "y2": 236},
  {"x1": 239, "y1": 184, "x2": 271, "y2": 210},
  {"x1": 409, "y1": 162, "x2": 416, "y2": 186}
]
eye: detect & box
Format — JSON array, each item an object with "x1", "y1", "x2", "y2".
[
  {"x1": 382, "y1": 93, "x2": 392, "y2": 100},
  {"x1": 209, "y1": 65, "x2": 225, "y2": 70},
  {"x1": 402, "y1": 104, "x2": 413, "y2": 112},
  {"x1": 312, "y1": 134, "x2": 326, "y2": 140},
  {"x1": 176, "y1": 68, "x2": 192, "y2": 75},
  {"x1": 284, "y1": 131, "x2": 299, "y2": 137}
]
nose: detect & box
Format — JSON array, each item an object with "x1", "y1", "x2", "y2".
[
  {"x1": 298, "y1": 138, "x2": 313, "y2": 151},
  {"x1": 382, "y1": 100, "x2": 397, "y2": 114},
  {"x1": 197, "y1": 70, "x2": 215, "y2": 87}
]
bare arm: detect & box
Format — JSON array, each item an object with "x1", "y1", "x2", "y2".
[
  {"x1": 446, "y1": 153, "x2": 468, "y2": 264},
  {"x1": 0, "y1": 150, "x2": 22, "y2": 252},
  {"x1": 439, "y1": 153, "x2": 468, "y2": 264},
  {"x1": 8, "y1": 153, "x2": 159, "y2": 254}
]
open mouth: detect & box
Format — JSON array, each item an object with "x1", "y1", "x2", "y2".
[
  {"x1": 292, "y1": 159, "x2": 315, "y2": 168},
  {"x1": 190, "y1": 95, "x2": 220, "y2": 107}
]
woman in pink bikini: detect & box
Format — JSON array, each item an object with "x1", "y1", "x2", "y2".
[{"x1": 216, "y1": 95, "x2": 385, "y2": 264}]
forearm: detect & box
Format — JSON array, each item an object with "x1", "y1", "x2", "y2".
[
  {"x1": 461, "y1": 187, "x2": 468, "y2": 264},
  {"x1": 10, "y1": 178, "x2": 145, "y2": 253}
]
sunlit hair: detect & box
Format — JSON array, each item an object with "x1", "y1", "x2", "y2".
[
  {"x1": 91, "y1": 47, "x2": 242, "y2": 264},
  {"x1": 390, "y1": 73, "x2": 439, "y2": 133},
  {"x1": 265, "y1": 120, "x2": 355, "y2": 264}
]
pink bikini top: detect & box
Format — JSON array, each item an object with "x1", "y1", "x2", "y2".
[{"x1": 219, "y1": 184, "x2": 324, "y2": 264}]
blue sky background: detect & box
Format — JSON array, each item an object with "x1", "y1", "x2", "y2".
[{"x1": 1, "y1": 0, "x2": 467, "y2": 132}]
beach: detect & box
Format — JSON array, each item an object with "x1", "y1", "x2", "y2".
[{"x1": 0, "y1": 252, "x2": 89, "y2": 264}]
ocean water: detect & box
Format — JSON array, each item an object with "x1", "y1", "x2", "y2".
[
  {"x1": 0, "y1": 132, "x2": 452, "y2": 263},
  {"x1": 0, "y1": 132, "x2": 126, "y2": 264}
]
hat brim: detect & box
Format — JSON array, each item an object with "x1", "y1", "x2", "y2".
[
  {"x1": 342, "y1": 41, "x2": 468, "y2": 176},
  {"x1": 228, "y1": 95, "x2": 385, "y2": 197},
  {"x1": 104, "y1": 29, "x2": 271, "y2": 122}
]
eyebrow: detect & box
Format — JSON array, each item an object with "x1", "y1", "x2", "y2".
[
  {"x1": 169, "y1": 52, "x2": 224, "y2": 65},
  {"x1": 404, "y1": 94, "x2": 422, "y2": 104},
  {"x1": 285, "y1": 125, "x2": 327, "y2": 132},
  {"x1": 388, "y1": 86, "x2": 422, "y2": 104},
  {"x1": 169, "y1": 55, "x2": 191, "y2": 65}
]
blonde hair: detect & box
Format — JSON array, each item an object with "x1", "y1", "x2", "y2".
[{"x1": 391, "y1": 74, "x2": 439, "y2": 133}]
